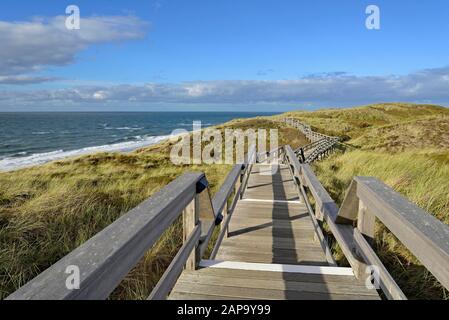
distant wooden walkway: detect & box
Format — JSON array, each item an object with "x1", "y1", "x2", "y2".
[{"x1": 7, "y1": 119, "x2": 449, "y2": 301}]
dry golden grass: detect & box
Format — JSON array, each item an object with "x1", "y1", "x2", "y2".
[
  {"x1": 0, "y1": 118, "x2": 301, "y2": 300},
  {"x1": 280, "y1": 103, "x2": 449, "y2": 299}
]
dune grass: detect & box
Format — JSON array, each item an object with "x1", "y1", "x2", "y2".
[
  {"x1": 313, "y1": 149, "x2": 449, "y2": 299},
  {"x1": 0, "y1": 118, "x2": 300, "y2": 300},
  {"x1": 284, "y1": 103, "x2": 449, "y2": 299},
  {"x1": 280, "y1": 103, "x2": 449, "y2": 140}
]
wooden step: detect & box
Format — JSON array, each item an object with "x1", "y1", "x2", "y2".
[{"x1": 169, "y1": 261, "x2": 380, "y2": 300}]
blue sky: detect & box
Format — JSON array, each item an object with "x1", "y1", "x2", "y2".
[{"x1": 1, "y1": 0, "x2": 449, "y2": 111}]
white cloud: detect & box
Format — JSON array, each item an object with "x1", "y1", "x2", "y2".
[
  {"x1": 1, "y1": 67, "x2": 449, "y2": 109},
  {"x1": 0, "y1": 75, "x2": 60, "y2": 85},
  {"x1": 0, "y1": 15, "x2": 148, "y2": 77}
]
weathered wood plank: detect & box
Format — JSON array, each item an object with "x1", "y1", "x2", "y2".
[
  {"x1": 355, "y1": 176, "x2": 449, "y2": 291},
  {"x1": 183, "y1": 196, "x2": 200, "y2": 271},
  {"x1": 7, "y1": 172, "x2": 204, "y2": 300},
  {"x1": 171, "y1": 281, "x2": 379, "y2": 300},
  {"x1": 221, "y1": 235, "x2": 325, "y2": 249},
  {"x1": 227, "y1": 226, "x2": 316, "y2": 239},
  {"x1": 353, "y1": 229, "x2": 406, "y2": 300},
  {"x1": 211, "y1": 164, "x2": 243, "y2": 216},
  {"x1": 178, "y1": 273, "x2": 379, "y2": 296},
  {"x1": 148, "y1": 225, "x2": 201, "y2": 300},
  {"x1": 193, "y1": 266, "x2": 364, "y2": 285},
  {"x1": 298, "y1": 183, "x2": 337, "y2": 266},
  {"x1": 284, "y1": 146, "x2": 361, "y2": 274},
  {"x1": 169, "y1": 292, "x2": 252, "y2": 300}
]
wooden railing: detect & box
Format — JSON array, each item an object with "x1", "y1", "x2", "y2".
[
  {"x1": 284, "y1": 118, "x2": 339, "y2": 164},
  {"x1": 284, "y1": 118, "x2": 338, "y2": 143},
  {"x1": 303, "y1": 138, "x2": 338, "y2": 163},
  {"x1": 7, "y1": 147, "x2": 257, "y2": 300},
  {"x1": 284, "y1": 145, "x2": 449, "y2": 300}
]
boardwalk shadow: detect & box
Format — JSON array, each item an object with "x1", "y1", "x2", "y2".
[
  {"x1": 228, "y1": 213, "x2": 308, "y2": 237},
  {"x1": 271, "y1": 165, "x2": 331, "y2": 299}
]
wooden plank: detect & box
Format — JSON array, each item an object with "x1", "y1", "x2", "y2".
[
  {"x1": 177, "y1": 273, "x2": 379, "y2": 296},
  {"x1": 300, "y1": 164, "x2": 340, "y2": 221},
  {"x1": 240, "y1": 199, "x2": 302, "y2": 204},
  {"x1": 335, "y1": 179, "x2": 359, "y2": 224},
  {"x1": 199, "y1": 260, "x2": 354, "y2": 276},
  {"x1": 7, "y1": 172, "x2": 204, "y2": 300},
  {"x1": 148, "y1": 225, "x2": 201, "y2": 300},
  {"x1": 198, "y1": 188, "x2": 219, "y2": 258},
  {"x1": 298, "y1": 183, "x2": 337, "y2": 266},
  {"x1": 228, "y1": 211, "x2": 310, "y2": 221},
  {"x1": 211, "y1": 164, "x2": 242, "y2": 215},
  {"x1": 355, "y1": 176, "x2": 449, "y2": 291},
  {"x1": 353, "y1": 229, "x2": 407, "y2": 300},
  {"x1": 171, "y1": 281, "x2": 379, "y2": 300},
  {"x1": 169, "y1": 292, "x2": 252, "y2": 300},
  {"x1": 219, "y1": 238, "x2": 330, "y2": 251},
  {"x1": 209, "y1": 177, "x2": 244, "y2": 259},
  {"x1": 227, "y1": 226, "x2": 316, "y2": 239},
  {"x1": 231, "y1": 205, "x2": 308, "y2": 215},
  {"x1": 183, "y1": 196, "x2": 200, "y2": 270},
  {"x1": 229, "y1": 218, "x2": 317, "y2": 230},
  {"x1": 216, "y1": 245, "x2": 329, "y2": 258},
  {"x1": 192, "y1": 266, "x2": 364, "y2": 285},
  {"x1": 284, "y1": 148, "x2": 361, "y2": 274},
  {"x1": 215, "y1": 252, "x2": 328, "y2": 266},
  {"x1": 357, "y1": 201, "x2": 375, "y2": 244}
]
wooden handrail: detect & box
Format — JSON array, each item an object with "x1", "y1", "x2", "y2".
[
  {"x1": 257, "y1": 146, "x2": 283, "y2": 163},
  {"x1": 149, "y1": 224, "x2": 201, "y2": 300},
  {"x1": 210, "y1": 145, "x2": 258, "y2": 258},
  {"x1": 7, "y1": 172, "x2": 209, "y2": 300},
  {"x1": 304, "y1": 139, "x2": 338, "y2": 163},
  {"x1": 284, "y1": 118, "x2": 339, "y2": 143},
  {"x1": 7, "y1": 144, "x2": 259, "y2": 300},
  {"x1": 240, "y1": 145, "x2": 257, "y2": 196},
  {"x1": 294, "y1": 138, "x2": 327, "y2": 154},
  {"x1": 284, "y1": 146, "x2": 336, "y2": 266},
  {"x1": 285, "y1": 145, "x2": 405, "y2": 299},
  {"x1": 338, "y1": 176, "x2": 449, "y2": 293},
  {"x1": 285, "y1": 144, "x2": 449, "y2": 299},
  {"x1": 285, "y1": 118, "x2": 338, "y2": 164}
]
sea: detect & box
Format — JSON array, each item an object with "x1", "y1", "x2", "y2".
[{"x1": 0, "y1": 112, "x2": 278, "y2": 171}]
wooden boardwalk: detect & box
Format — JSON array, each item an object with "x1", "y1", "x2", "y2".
[{"x1": 169, "y1": 164, "x2": 380, "y2": 300}]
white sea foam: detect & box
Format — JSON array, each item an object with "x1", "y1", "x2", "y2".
[
  {"x1": 0, "y1": 135, "x2": 171, "y2": 172},
  {"x1": 103, "y1": 126, "x2": 143, "y2": 131}
]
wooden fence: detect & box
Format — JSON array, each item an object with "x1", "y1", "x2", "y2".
[
  {"x1": 284, "y1": 145, "x2": 449, "y2": 300},
  {"x1": 284, "y1": 118, "x2": 339, "y2": 163}
]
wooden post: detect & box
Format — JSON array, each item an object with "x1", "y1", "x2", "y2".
[
  {"x1": 183, "y1": 195, "x2": 200, "y2": 270},
  {"x1": 315, "y1": 203, "x2": 324, "y2": 221},
  {"x1": 238, "y1": 169, "x2": 244, "y2": 199},
  {"x1": 221, "y1": 189, "x2": 230, "y2": 239},
  {"x1": 354, "y1": 201, "x2": 375, "y2": 279},
  {"x1": 357, "y1": 201, "x2": 375, "y2": 244}
]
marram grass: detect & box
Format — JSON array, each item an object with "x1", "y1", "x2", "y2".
[{"x1": 0, "y1": 118, "x2": 300, "y2": 299}]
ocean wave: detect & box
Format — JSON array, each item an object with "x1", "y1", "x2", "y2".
[
  {"x1": 103, "y1": 126, "x2": 143, "y2": 131},
  {"x1": 0, "y1": 135, "x2": 171, "y2": 172},
  {"x1": 116, "y1": 127, "x2": 144, "y2": 131},
  {"x1": 177, "y1": 122, "x2": 214, "y2": 127}
]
